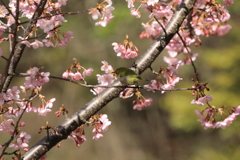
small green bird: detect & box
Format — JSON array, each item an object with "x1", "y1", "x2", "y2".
[{"x1": 113, "y1": 67, "x2": 147, "y2": 85}]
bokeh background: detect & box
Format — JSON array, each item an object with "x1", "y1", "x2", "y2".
[{"x1": 1, "y1": 0, "x2": 240, "y2": 160}]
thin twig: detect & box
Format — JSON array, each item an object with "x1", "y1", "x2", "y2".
[
  {"x1": 153, "y1": 16, "x2": 168, "y2": 37},
  {"x1": 19, "y1": 10, "x2": 89, "y2": 25},
  {"x1": 176, "y1": 31, "x2": 199, "y2": 81},
  {"x1": 14, "y1": 73, "x2": 194, "y2": 92},
  {"x1": 0, "y1": 56, "x2": 8, "y2": 61}
]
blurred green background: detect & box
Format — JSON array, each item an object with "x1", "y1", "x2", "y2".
[{"x1": 1, "y1": 0, "x2": 240, "y2": 160}]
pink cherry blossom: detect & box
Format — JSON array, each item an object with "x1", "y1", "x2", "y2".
[
  {"x1": 194, "y1": 110, "x2": 205, "y2": 119},
  {"x1": 163, "y1": 56, "x2": 180, "y2": 66},
  {"x1": 42, "y1": 39, "x2": 55, "y2": 47},
  {"x1": 112, "y1": 38, "x2": 139, "y2": 59},
  {"x1": 119, "y1": 88, "x2": 135, "y2": 99},
  {"x1": 91, "y1": 68, "x2": 116, "y2": 95},
  {"x1": 126, "y1": 0, "x2": 134, "y2": 8},
  {"x1": 89, "y1": 8, "x2": 101, "y2": 20},
  {"x1": 7, "y1": 15, "x2": 15, "y2": 26},
  {"x1": 140, "y1": 21, "x2": 162, "y2": 39},
  {"x1": 133, "y1": 103, "x2": 145, "y2": 111},
  {"x1": 38, "y1": 106, "x2": 52, "y2": 116},
  {"x1": 144, "y1": 98, "x2": 153, "y2": 107},
  {"x1": 45, "y1": 98, "x2": 56, "y2": 109},
  {"x1": 217, "y1": 25, "x2": 232, "y2": 36},
  {"x1": 37, "y1": 19, "x2": 55, "y2": 33},
  {"x1": 149, "y1": 3, "x2": 173, "y2": 19},
  {"x1": 130, "y1": 8, "x2": 141, "y2": 18},
  {"x1": 6, "y1": 86, "x2": 20, "y2": 100},
  {"x1": 9, "y1": 132, "x2": 31, "y2": 150},
  {"x1": 101, "y1": 61, "x2": 113, "y2": 73},
  {"x1": 144, "y1": 80, "x2": 163, "y2": 92},
  {"x1": 89, "y1": 3, "x2": 115, "y2": 27},
  {"x1": 70, "y1": 72, "x2": 83, "y2": 81},
  {"x1": 97, "y1": 74, "x2": 116, "y2": 86},
  {"x1": 57, "y1": 0, "x2": 67, "y2": 6},
  {"x1": 234, "y1": 105, "x2": 240, "y2": 114},
  {"x1": 37, "y1": 98, "x2": 55, "y2": 116},
  {"x1": 223, "y1": 0, "x2": 234, "y2": 7},
  {"x1": 112, "y1": 43, "x2": 126, "y2": 58},
  {"x1": 62, "y1": 70, "x2": 69, "y2": 78},
  {"x1": 52, "y1": 15, "x2": 67, "y2": 26},
  {"x1": 83, "y1": 68, "x2": 93, "y2": 77},
  {"x1": 19, "y1": 37, "x2": 31, "y2": 47},
  {"x1": 17, "y1": 101, "x2": 36, "y2": 113},
  {"x1": 68, "y1": 130, "x2": 86, "y2": 147},
  {"x1": 92, "y1": 114, "x2": 111, "y2": 140},
  {"x1": 191, "y1": 99, "x2": 204, "y2": 106},
  {"x1": 4, "y1": 107, "x2": 23, "y2": 118},
  {"x1": 92, "y1": 133, "x2": 103, "y2": 140},
  {"x1": 30, "y1": 40, "x2": 44, "y2": 49},
  {"x1": 125, "y1": 48, "x2": 138, "y2": 59},
  {"x1": 146, "y1": 0, "x2": 159, "y2": 6},
  {"x1": 63, "y1": 31, "x2": 74, "y2": 42},
  {"x1": 99, "y1": 114, "x2": 112, "y2": 131},
  {"x1": 0, "y1": 119, "x2": 14, "y2": 133},
  {"x1": 191, "y1": 95, "x2": 213, "y2": 106},
  {"x1": 38, "y1": 72, "x2": 50, "y2": 85},
  {"x1": 19, "y1": 122, "x2": 26, "y2": 127},
  {"x1": 198, "y1": 95, "x2": 213, "y2": 103},
  {"x1": 0, "y1": 5, "x2": 8, "y2": 17}
]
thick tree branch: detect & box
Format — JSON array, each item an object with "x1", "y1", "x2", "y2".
[{"x1": 22, "y1": 0, "x2": 197, "y2": 159}]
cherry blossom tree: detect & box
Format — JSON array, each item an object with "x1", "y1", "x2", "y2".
[{"x1": 0, "y1": 0, "x2": 237, "y2": 159}]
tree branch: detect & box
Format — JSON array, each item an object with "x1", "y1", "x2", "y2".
[
  {"x1": 0, "y1": 0, "x2": 48, "y2": 92},
  {"x1": 22, "y1": 0, "x2": 197, "y2": 159}
]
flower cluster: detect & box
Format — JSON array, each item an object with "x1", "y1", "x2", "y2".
[
  {"x1": 193, "y1": 0, "x2": 232, "y2": 37},
  {"x1": 90, "y1": 61, "x2": 116, "y2": 95},
  {"x1": 190, "y1": 80, "x2": 240, "y2": 129},
  {"x1": 190, "y1": 81, "x2": 211, "y2": 106},
  {"x1": 0, "y1": 65, "x2": 56, "y2": 156},
  {"x1": 0, "y1": 86, "x2": 20, "y2": 104},
  {"x1": 144, "y1": 65, "x2": 182, "y2": 93},
  {"x1": 21, "y1": 67, "x2": 50, "y2": 92},
  {"x1": 55, "y1": 105, "x2": 69, "y2": 117},
  {"x1": 68, "y1": 127, "x2": 86, "y2": 147},
  {"x1": 89, "y1": 0, "x2": 115, "y2": 27},
  {"x1": 195, "y1": 105, "x2": 240, "y2": 129},
  {"x1": 91, "y1": 114, "x2": 112, "y2": 140},
  {"x1": 62, "y1": 58, "x2": 93, "y2": 82},
  {"x1": 9, "y1": 132, "x2": 31, "y2": 150},
  {"x1": 139, "y1": 3, "x2": 174, "y2": 39},
  {"x1": 37, "y1": 97, "x2": 56, "y2": 116},
  {"x1": 112, "y1": 35, "x2": 139, "y2": 59},
  {"x1": 133, "y1": 94, "x2": 153, "y2": 111},
  {"x1": 68, "y1": 114, "x2": 111, "y2": 148},
  {"x1": 0, "y1": 0, "x2": 72, "y2": 51}
]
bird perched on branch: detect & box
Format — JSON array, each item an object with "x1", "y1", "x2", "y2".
[{"x1": 112, "y1": 67, "x2": 148, "y2": 85}]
